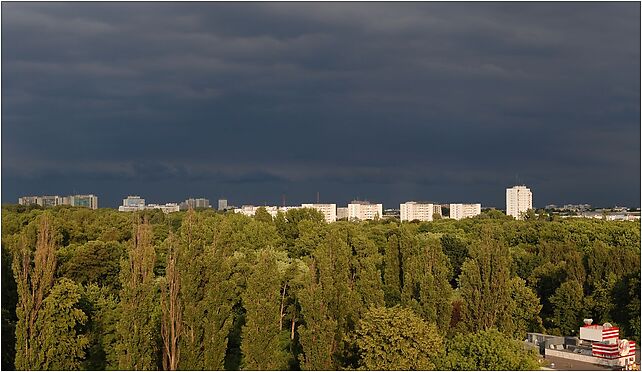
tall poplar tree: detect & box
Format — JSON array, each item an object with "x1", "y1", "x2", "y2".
[
  {"x1": 400, "y1": 234, "x2": 452, "y2": 330},
  {"x1": 177, "y1": 210, "x2": 209, "y2": 370},
  {"x1": 161, "y1": 233, "x2": 181, "y2": 371},
  {"x1": 383, "y1": 233, "x2": 402, "y2": 306},
  {"x1": 297, "y1": 261, "x2": 338, "y2": 370},
  {"x1": 32, "y1": 278, "x2": 89, "y2": 370},
  {"x1": 13, "y1": 214, "x2": 57, "y2": 370},
  {"x1": 116, "y1": 217, "x2": 159, "y2": 370},
  {"x1": 459, "y1": 232, "x2": 512, "y2": 333},
  {"x1": 178, "y1": 210, "x2": 239, "y2": 370},
  {"x1": 241, "y1": 249, "x2": 289, "y2": 370}
]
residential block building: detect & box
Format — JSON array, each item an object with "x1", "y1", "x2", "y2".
[
  {"x1": 218, "y1": 199, "x2": 228, "y2": 211},
  {"x1": 148, "y1": 203, "x2": 181, "y2": 213},
  {"x1": 301, "y1": 203, "x2": 337, "y2": 222},
  {"x1": 449, "y1": 203, "x2": 482, "y2": 220},
  {"x1": 234, "y1": 205, "x2": 301, "y2": 218},
  {"x1": 400, "y1": 202, "x2": 434, "y2": 222},
  {"x1": 337, "y1": 207, "x2": 349, "y2": 220},
  {"x1": 180, "y1": 198, "x2": 210, "y2": 210},
  {"x1": 347, "y1": 201, "x2": 383, "y2": 221},
  {"x1": 506, "y1": 185, "x2": 533, "y2": 220},
  {"x1": 119, "y1": 195, "x2": 146, "y2": 212},
  {"x1": 19, "y1": 194, "x2": 98, "y2": 209}
]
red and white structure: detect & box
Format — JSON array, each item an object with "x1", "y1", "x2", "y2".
[
  {"x1": 542, "y1": 319, "x2": 637, "y2": 368},
  {"x1": 580, "y1": 320, "x2": 636, "y2": 367}
]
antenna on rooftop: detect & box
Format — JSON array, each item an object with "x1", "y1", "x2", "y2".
[
  {"x1": 317, "y1": 191, "x2": 320, "y2": 204},
  {"x1": 282, "y1": 194, "x2": 286, "y2": 207}
]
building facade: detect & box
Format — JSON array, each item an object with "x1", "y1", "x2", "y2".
[
  {"x1": 148, "y1": 203, "x2": 181, "y2": 213},
  {"x1": 506, "y1": 185, "x2": 533, "y2": 220},
  {"x1": 181, "y1": 198, "x2": 210, "y2": 210},
  {"x1": 301, "y1": 203, "x2": 337, "y2": 222},
  {"x1": 400, "y1": 202, "x2": 434, "y2": 222},
  {"x1": 218, "y1": 199, "x2": 228, "y2": 211},
  {"x1": 19, "y1": 194, "x2": 98, "y2": 209},
  {"x1": 433, "y1": 204, "x2": 442, "y2": 218},
  {"x1": 337, "y1": 207, "x2": 349, "y2": 220},
  {"x1": 347, "y1": 201, "x2": 383, "y2": 221},
  {"x1": 119, "y1": 195, "x2": 146, "y2": 212},
  {"x1": 234, "y1": 205, "x2": 301, "y2": 218},
  {"x1": 449, "y1": 203, "x2": 482, "y2": 220},
  {"x1": 67, "y1": 194, "x2": 99, "y2": 209}
]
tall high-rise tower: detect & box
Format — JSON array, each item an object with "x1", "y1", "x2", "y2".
[{"x1": 506, "y1": 185, "x2": 533, "y2": 220}]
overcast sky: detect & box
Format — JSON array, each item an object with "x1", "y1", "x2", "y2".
[{"x1": 2, "y1": 2, "x2": 640, "y2": 208}]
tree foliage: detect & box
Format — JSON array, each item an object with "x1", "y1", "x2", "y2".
[
  {"x1": 445, "y1": 329, "x2": 540, "y2": 370},
  {"x1": 354, "y1": 306, "x2": 443, "y2": 370},
  {"x1": 115, "y1": 217, "x2": 159, "y2": 370},
  {"x1": 2, "y1": 205, "x2": 639, "y2": 370}
]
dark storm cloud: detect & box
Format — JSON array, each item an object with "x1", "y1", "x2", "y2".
[{"x1": 2, "y1": 2, "x2": 640, "y2": 207}]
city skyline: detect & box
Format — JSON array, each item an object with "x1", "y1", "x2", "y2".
[{"x1": 3, "y1": 3, "x2": 640, "y2": 208}]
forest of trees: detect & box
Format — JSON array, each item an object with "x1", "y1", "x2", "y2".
[{"x1": 1, "y1": 204, "x2": 640, "y2": 370}]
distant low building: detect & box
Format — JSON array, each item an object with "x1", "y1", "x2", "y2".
[
  {"x1": 301, "y1": 203, "x2": 337, "y2": 222},
  {"x1": 218, "y1": 199, "x2": 228, "y2": 211},
  {"x1": 382, "y1": 208, "x2": 400, "y2": 219},
  {"x1": 66, "y1": 194, "x2": 99, "y2": 209},
  {"x1": 180, "y1": 198, "x2": 210, "y2": 210},
  {"x1": 400, "y1": 202, "x2": 434, "y2": 222},
  {"x1": 118, "y1": 195, "x2": 179, "y2": 213},
  {"x1": 148, "y1": 203, "x2": 181, "y2": 214},
  {"x1": 119, "y1": 195, "x2": 146, "y2": 212},
  {"x1": 234, "y1": 205, "x2": 301, "y2": 218},
  {"x1": 347, "y1": 201, "x2": 382, "y2": 221},
  {"x1": 449, "y1": 203, "x2": 482, "y2": 220},
  {"x1": 18, "y1": 195, "x2": 57, "y2": 207},
  {"x1": 337, "y1": 207, "x2": 349, "y2": 220},
  {"x1": 19, "y1": 194, "x2": 98, "y2": 209}
]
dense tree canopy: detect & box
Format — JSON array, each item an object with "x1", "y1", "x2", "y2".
[
  {"x1": 1, "y1": 205, "x2": 639, "y2": 370},
  {"x1": 354, "y1": 306, "x2": 443, "y2": 370}
]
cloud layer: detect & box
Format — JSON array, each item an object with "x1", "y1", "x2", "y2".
[{"x1": 3, "y1": 3, "x2": 640, "y2": 207}]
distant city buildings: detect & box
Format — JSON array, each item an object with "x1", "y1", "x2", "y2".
[
  {"x1": 433, "y1": 204, "x2": 442, "y2": 218},
  {"x1": 449, "y1": 203, "x2": 482, "y2": 220},
  {"x1": 301, "y1": 203, "x2": 337, "y2": 223},
  {"x1": 383, "y1": 208, "x2": 400, "y2": 219},
  {"x1": 233, "y1": 205, "x2": 300, "y2": 218},
  {"x1": 563, "y1": 204, "x2": 592, "y2": 212},
  {"x1": 118, "y1": 195, "x2": 180, "y2": 214},
  {"x1": 119, "y1": 195, "x2": 146, "y2": 212},
  {"x1": 24, "y1": 185, "x2": 640, "y2": 223},
  {"x1": 180, "y1": 198, "x2": 210, "y2": 210},
  {"x1": 218, "y1": 199, "x2": 228, "y2": 211},
  {"x1": 400, "y1": 202, "x2": 435, "y2": 222},
  {"x1": 18, "y1": 194, "x2": 98, "y2": 209},
  {"x1": 148, "y1": 203, "x2": 181, "y2": 213},
  {"x1": 347, "y1": 201, "x2": 382, "y2": 221},
  {"x1": 506, "y1": 185, "x2": 533, "y2": 220}
]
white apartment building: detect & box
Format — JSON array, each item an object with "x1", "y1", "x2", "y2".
[
  {"x1": 506, "y1": 185, "x2": 533, "y2": 220},
  {"x1": 183, "y1": 198, "x2": 210, "y2": 209},
  {"x1": 64, "y1": 194, "x2": 99, "y2": 209},
  {"x1": 119, "y1": 195, "x2": 146, "y2": 212},
  {"x1": 148, "y1": 203, "x2": 180, "y2": 214},
  {"x1": 433, "y1": 204, "x2": 442, "y2": 218},
  {"x1": 400, "y1": 202, "x2": 434, "y2": 222},
  {"x1": 301, "y1": 203, "x2": 337, "y2": 222},
  {"x1": 218, "y1": 199, "x2": 228, "y2": 211},
  {"x1": 19, "y1": 194, "x2": 98, "y2": 209},
  {"x1": 234, "y1": 205, "x2": 301, "y2": 218},
  {"x1": 347, "y1": 201, "x2": 383, "y2": 221},
  {"x1": 337, "y1": 207, "x2": 349, "y2": 220},
  {"x1": 19, "y1": 195, "x2": 59, "y2": 207},
  {"x1": 449, "y1": 203, "x2": 482, "y2": 220}
]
